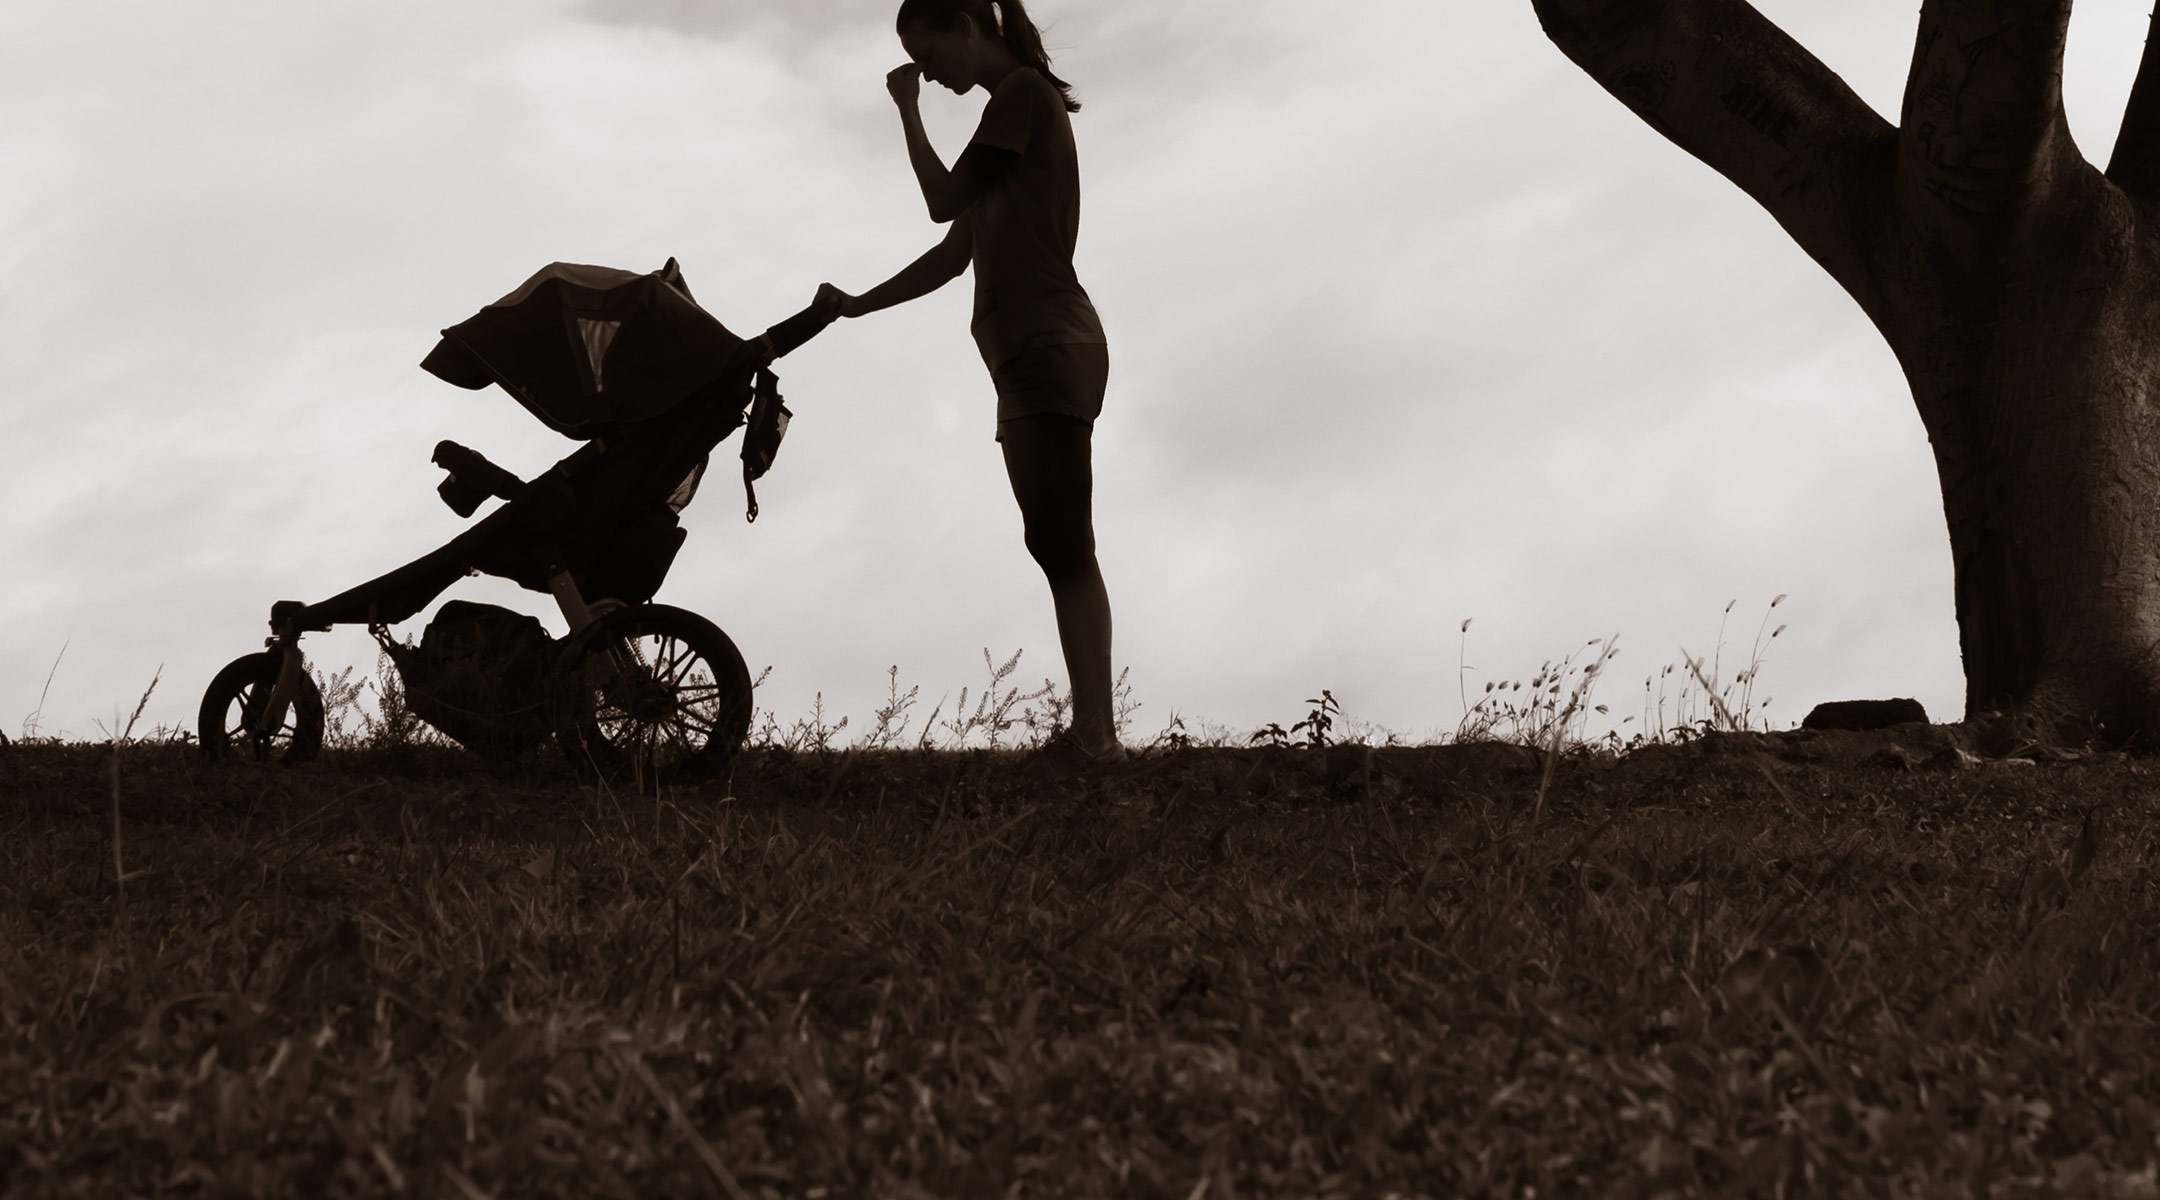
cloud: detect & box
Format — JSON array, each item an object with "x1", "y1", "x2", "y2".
[
  {"x1": 576, "y1": 0, "x2": 893, "y2": 46},
  {"x1": 30, "y1": 0, "x2": 2147, "y2": 743}
]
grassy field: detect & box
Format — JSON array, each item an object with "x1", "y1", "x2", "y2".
[{"x1": 4, "y1": 730, "x2": 2160, "y2": 1198}]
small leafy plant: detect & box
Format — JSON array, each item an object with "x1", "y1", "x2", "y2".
[
  {"x1": 1248, "y1": 721, "x2": 1290, "y2": 749},
  {"x1": 1292, "y1": 690, "x2": 1342, "y2": 749}
]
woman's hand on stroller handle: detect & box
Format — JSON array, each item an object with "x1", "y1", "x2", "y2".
[
  {"x1": 815, "y1": 283, "x2": 859, "y2": 320},
  {"x1": 759, "y1": 291, "x2": 846, "y2": 362}
]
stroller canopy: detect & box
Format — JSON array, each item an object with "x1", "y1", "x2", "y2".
[{"x1": 421, "y1": 259, "x2": 744, "y2": 439}]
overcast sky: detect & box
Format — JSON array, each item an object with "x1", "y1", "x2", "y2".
[{"x1": 6, "y1": 1, "x2": 2156, "y2": 745}]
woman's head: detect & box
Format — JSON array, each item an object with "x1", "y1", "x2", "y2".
[{"x1": 896, "y1": 0, "x2": 1079, "y2": 112}]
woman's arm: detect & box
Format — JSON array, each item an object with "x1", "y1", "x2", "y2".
[
  {"x1": 888, "y1": 65, "x2": 1013, "y2": 223},
  {"x1": 820, "y1": 215, "x2": 972, "y2": 319}
]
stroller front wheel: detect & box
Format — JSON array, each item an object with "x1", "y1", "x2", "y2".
[
  {"x1": 199, "y1": 652, "x2": 325, "y2": 764},
  {"x1": 553, "y1": 604, "x2": 753, "y2": 784}
]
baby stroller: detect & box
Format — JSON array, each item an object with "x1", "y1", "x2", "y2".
[{"x1": 197, "y1": 259, "x2": 837, "y2": 780}]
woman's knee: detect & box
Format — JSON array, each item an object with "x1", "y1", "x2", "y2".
[{"x1": 1023, "y1": 515, "x2": 1096, "y2": 582}]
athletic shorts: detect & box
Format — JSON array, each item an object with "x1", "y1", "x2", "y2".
[{"x1": 992, "y1": 342, "x2": 1109, "y2": 440}]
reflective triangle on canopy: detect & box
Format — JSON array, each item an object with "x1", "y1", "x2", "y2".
[{"x1": 577, "y1": 319, "x2": 623, "y2": 392}]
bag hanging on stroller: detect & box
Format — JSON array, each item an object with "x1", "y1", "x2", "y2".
[
  {"x1": 739, "y1": 368, "x2": 792, "y2": 522},
  {"x1": 384, "y1": 600, "x2": 557, "y2": 760}
]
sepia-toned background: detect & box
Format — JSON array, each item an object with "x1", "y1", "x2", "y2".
[{"x1": 5, "y1": 0, "x2": 2149, "y2": 742}]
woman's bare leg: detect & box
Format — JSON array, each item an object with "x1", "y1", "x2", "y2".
[{"x1": 1000, "y1": 415, "x2": 1115, "y2": 751}]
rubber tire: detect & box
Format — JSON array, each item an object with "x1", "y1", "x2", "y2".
[
  {"x1": 553, "y1": 605, "x2": 752, "y2": 785},
  {"x1": 199, "y1": 651, "x2": 324, "y2": 764}
]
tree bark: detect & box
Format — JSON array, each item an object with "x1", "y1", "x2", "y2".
[
  {"x1": 2106, "y1": 7, "x2": 2160, "y2": 193},
  {"x1": 1536, "y1": 0, "x2": 2160, "y2": 744}
]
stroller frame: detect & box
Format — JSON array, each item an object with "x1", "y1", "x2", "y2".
[{"x1": 200, "y1": 292, "x2": 836, "y2": 779}]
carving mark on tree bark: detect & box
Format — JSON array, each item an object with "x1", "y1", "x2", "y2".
[
  {"x1": 1616, "y1": 60, "x2": 1677, "y2": 109},
  {"x1": 1722, "y1": 80, "x2": 1799, "y2": 146}
]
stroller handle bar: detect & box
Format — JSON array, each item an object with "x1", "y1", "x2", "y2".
[
  {"x1": 757, "y1": 296, "x2": 842, "y2": 366},
  {"x1": 261, "y1": 287, "x2": 842, "y2": 638}
]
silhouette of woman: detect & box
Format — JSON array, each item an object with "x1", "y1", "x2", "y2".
[{"x1": 819, "y1": 0, "x2": 1121, "y2": 762}]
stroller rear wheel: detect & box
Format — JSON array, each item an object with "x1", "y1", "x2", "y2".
[
  {"x1": 554, "y1": 604, "x2": 752, "y2": 783},
  {"x1": 199, "y1": 652, "x2": 324, "y2": 764}
]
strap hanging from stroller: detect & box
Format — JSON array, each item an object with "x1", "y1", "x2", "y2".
[{"x1": 740, "y1": 367, "x2": 792, "y2": 523}]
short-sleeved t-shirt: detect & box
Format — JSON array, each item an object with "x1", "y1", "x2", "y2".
[{"x1": 965, "y1": 68, "x2": 1107, "y2": 371}]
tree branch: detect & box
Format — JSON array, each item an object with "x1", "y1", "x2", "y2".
[
  {"x1": 1533, "y1": 0, "x2": 1895, "y2": 314},
  {"x1": 1897, "y1": 0, "x2": 2079, "y2": 226},
  {"x1": 2107, "y1": 6, "x2": 2160, "y2": 195}
]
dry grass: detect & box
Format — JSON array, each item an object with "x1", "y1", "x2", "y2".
[{"x1": 5, "y1": 736, "x2": 2160, "y2": 1198}]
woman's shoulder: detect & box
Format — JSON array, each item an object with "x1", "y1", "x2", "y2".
[
  {"x1": 991, "y1": 66, "x2": 1061, "y2": 107},
  {"x1": 975, "y1": 68, "x2": 1068, "y2": 150}
]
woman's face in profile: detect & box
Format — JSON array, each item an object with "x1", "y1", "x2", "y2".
[{"x1": 901, "y1": 28, "x2": 977, "y2": 94}]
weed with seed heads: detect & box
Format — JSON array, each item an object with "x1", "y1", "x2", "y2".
[
  {"x1": 18, "y1": 641, "x2": 69, "y2": 743},
  {"x1": 855, "y1": 665, "x2": 922, "y2": 752},
  {"x1": 1457, "y1": 633, "x2": 1619, "y2": 750},
  {"x1": 314, "y1": 663, "x2": 371, "y2": 751}
]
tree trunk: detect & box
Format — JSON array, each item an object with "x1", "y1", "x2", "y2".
[
  {"x1": 1532, "y1": 0, "x2": 2160, "y2": 744},
  {"x1": 1892, "y1": 173, "x2": 2160, "y2": 741}
]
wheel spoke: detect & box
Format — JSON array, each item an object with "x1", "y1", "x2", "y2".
[
  {"x1": 567, "y1": 615, "x2": 744, "y2": 775},
  {"x1": 666, "y1": 716, "x2": 706, "y2": 751},
  {"x1": 224, "y1": 681, "x2": 291, "y2": 760},
  {"x1": 652, "y1": 639, "x2": 694, "y2": 689},
  {"x1": 675, "y1": 688, "x2": 720, "y2": 713}
]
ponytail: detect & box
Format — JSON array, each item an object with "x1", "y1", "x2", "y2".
[
  {"x1": 987, "y1": 0, "x2": 1080, "y2": 112},
  {"x1": 896, "y1": 0, "x2": 1081, "y2": 112}
]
